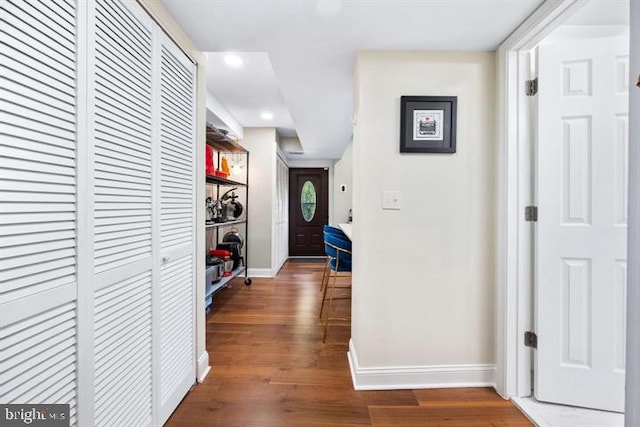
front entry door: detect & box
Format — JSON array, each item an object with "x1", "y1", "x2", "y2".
[
  {"x1": 289, "y1": 168, "x2": 328, "y2": 256},
  {"x1": 535, "y1": 35, "x2": 629, "y2": 412}
]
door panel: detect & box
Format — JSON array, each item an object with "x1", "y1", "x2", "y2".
[
  {"x1": 0, "y1": 0, "x2": 79, "y2": 424},
  {"x1": 289, "y1": 168, "x2": 328, "y2": 256},
  {"x1": 157, "y1": 30, "x2": 196, "y2": 425},
  {"x1": 94, "y1": 272, "x2": 153, "y2": 427},
  {"x1": 274, "y1": 156, "x2": 289, "y2": 269},
  {"x1": 92, "y1": 1, "x2": 155, "y2": 425},
  {"x1": 536, "y1": 35, "x2": 628, "y2": 412}
]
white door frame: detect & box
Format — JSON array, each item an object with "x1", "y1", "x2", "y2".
[
  {"x1": 625, "y1": 1, "x2": 640, "y2": 424},
  {"x1": 495, "y1": 0, "x2": 586, "y2": 398},
  {"x1": 496, "y1": 2, "x2": 639, "y2": 420}
]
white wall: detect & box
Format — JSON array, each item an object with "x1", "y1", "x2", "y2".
[
  {"x1": 333, "y1": 140, "x2": 353, "y2": 224},
  {"x1": 241, "y1": 128, "x2": 277, "y2": 273},
  {"x1": 205, "y1": 90, "x2": 244, "y2": 139},
  {"x1": 350, "y1": 51, "x2": 497, "y2": 388},
  {"x1": 279, "y1": 136, "x2": 303, "y2": 153}
]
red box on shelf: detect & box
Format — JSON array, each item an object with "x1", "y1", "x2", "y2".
[{"x1": 205, "y1": 146, "x2": 214, "y2": 176}]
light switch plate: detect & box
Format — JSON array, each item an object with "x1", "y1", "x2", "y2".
[{"x1": 382, "y1": 190, "x2": 401, "y2": 210}]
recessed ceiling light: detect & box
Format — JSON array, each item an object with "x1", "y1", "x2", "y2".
[
  {"x1": 223, "y1": 54, "x2": 243, "y2": 67},
  {"x1": 261, "y1": 112, "x2": 274, "y2": 120}
]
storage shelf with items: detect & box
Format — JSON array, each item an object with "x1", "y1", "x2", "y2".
[{"x1": 204, "y1": 125, "x2": 251, "y2": 316}]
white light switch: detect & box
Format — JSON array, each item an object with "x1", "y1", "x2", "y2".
[{"x1": 382, "y1": 190, "x2": 401, "y2": 210}]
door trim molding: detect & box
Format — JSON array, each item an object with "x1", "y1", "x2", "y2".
[
  {"x1": 625, "y1": 1, "x2": 640, "y2": 424},
  {"x1": 495, "y1": 0, "x2": 587, "y2": 399},
  {"x1": 197, "y1": 351, "x2": 210, "y2": 383}
]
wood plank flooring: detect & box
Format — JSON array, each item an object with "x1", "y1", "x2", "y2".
[{"x1": 166, "y1": 260, "x2": 532, "y2": 426}]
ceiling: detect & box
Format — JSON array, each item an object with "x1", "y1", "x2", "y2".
[
  {"x1": 565, "y1": 0, "x2": 629, "y2": 25},
  {"x1": 162, "y1": 0, "x2": 544, "y2": 159},
  {"x1": 205, "y1": 52, "x2": 295, "y2": 131}
]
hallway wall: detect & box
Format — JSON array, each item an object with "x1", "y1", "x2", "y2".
[
  {"x1": 242, "y1": 128, "x2": 278, "y2": 273},
  {"x1": 350, "y1": 51, "x2": 497, "y2": 388}
]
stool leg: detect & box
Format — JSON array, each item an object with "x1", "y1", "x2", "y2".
[
  {"x1": 319, "y1": 258, "x2": 331, "y2": 318},
  {"x1": 323, "y1": 265, "x2": 339, "y2": 342},
  {"x1": 320, "y1": 256, "x2": 329, "y2": 291}
]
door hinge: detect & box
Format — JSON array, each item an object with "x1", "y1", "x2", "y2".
[
  {"x1": 525, "y1": 206, "x2": 538, "y2": 222},
  {"x1": 524, "y1": 331, "x2": 538, "y2": 348},
  {"x1": 525, "y1": 78, "x2": 538, "y2": 96}
]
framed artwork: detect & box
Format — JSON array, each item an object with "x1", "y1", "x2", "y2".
[{"x1": 399, "y1": 96, "x2": 457, "y2": 153}]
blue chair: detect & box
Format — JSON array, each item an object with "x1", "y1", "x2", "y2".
[
  {"x1": 320, "y1": 226, "x2": 348, "y2": 290},
  {"x1": 320, "y1": 230, "x2": 352, "y2": 342},
  {"x1": 323, "y1": 225, "x2": 347, "y2": 237}
]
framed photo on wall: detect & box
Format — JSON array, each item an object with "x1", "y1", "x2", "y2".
[{"x1": 400, "y1": 96, "x2": 457, "y2": 153}]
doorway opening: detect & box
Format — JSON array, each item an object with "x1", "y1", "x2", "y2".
[
  {"x1": 500, "y1": 0, "x2": 631, "y2": 425},
  {"x1": 288, "y1": 168, "x2": 329, "y2": 257}
]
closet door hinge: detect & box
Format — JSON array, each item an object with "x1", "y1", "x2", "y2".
[
  {"x1": 524, "y1": 331, "x2": 538, "y2": 348},
  {"x1": 525, "y1": 206, "x2": 538, "y2": 222},
  {"x1": 525, "y1": 78, "x2": 538, "y2": 96}
]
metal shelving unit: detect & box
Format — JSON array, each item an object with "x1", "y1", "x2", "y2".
[
  {"x1": 205, "y1": 219, "x2": 246, "y2": 229},
  {"x1": 205, "y1": 127, "x2": 251, "y2": 315},
  {"x1": 205, "y1": 265, "x2": 246, "y2": 309}
]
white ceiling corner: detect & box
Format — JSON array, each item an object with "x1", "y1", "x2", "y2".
[{"x1": 163, "y1": 0, "x2": 545, "y2": 159}]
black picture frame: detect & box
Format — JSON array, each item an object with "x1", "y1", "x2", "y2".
[{"x1": 399, "y1": 96, "x2": 457, "y2": 153}]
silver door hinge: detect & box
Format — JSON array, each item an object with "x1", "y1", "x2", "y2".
[
  {"x1": 524, "y1": 331, "x2": 538, "y2": 348},
  {"x1": 525, "y1": 206, "x2": 538, "y2": 222},
  {"x1": 525, "y1": 78, "x2": 538, "y2": 96}
]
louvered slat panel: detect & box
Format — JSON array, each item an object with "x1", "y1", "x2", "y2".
[
  {"x1": 93, "y1": 0, "x2": 152, "y2": 277},
  {"x1": 94, "y1": 272, "x2": 152, "y2": 427},
  {"x1": 0, "y1": 302, "x2": 77, "y2": 422},
  {"x1": 159, "y1": 256, "x2": 193, "y2": 405},
  {"x1": 0, "y1": 0, "x2": 78, "y2": 319},
  {"x1": 160, "y1": 47, "x2": 194, "y2": 251},
  {"x1": 8, "y1": 0, "x2": 75, "y2": 42},
  {"x1": 2, "y1": 22, "x2": 75, "y2": 75},
  {"x1": 158, "y1": 36, "x2": 195, "y2": 424}
]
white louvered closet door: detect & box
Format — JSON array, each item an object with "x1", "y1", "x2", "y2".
[
  {"x1": 0, "y1": 0, "x2": 79, "y2": 425},
  {"x1": 1, "y1": 1, "x2": 196, "y2": 425},
  {"x1": 156, "y1": 31, "x2": 196, "y2": 425},
  {"x1": 92, "y1": 1, "x2": 155, "y2": 425}
]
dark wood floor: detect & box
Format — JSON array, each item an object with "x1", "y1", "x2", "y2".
[{"x1": 166, "y1": 261, "x2": 532, "y2": 426}]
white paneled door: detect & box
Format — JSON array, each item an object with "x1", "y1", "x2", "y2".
[
  {"x1": 0, "y1": 1, "x2": 196, "y2": 425},
  {"x1": 536, "y1": 35, "x2": 629, "y2": 412}
]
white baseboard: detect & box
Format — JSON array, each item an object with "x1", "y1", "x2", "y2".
[
  {"x1": 197, "y1": 351, "x2": 210, "y2": 383},
  {"x1": 348, "y1": 339, "x2": 495, "y2": 390},
  {"x1": 288, "y1": 256, "x2": 325, "y2": 259},
  {"x1": 247, "y1": 268, "x2": 274, "y2": 278}
]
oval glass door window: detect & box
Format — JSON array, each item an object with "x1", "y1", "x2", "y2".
[{"x1": 300, "y1": 180, "x2": 317, "y2": 222}]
